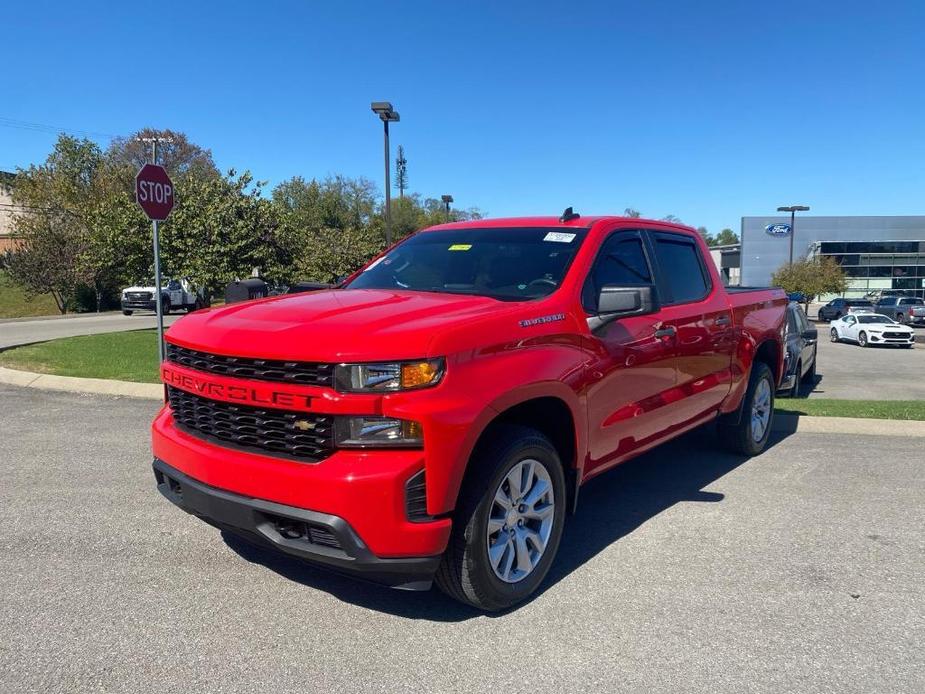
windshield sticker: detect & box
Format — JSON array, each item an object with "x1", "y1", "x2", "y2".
[
  {"x1": 543, "y1": 232, "x2": 576, "y2": 243},
  {"x1": 448, "y1": 244, "x2": 472, "y2": 251},
  {"x1": 520, "y1": 313, "x2": 566, "y2": 328}
]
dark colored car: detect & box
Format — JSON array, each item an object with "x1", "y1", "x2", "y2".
[
  {"x1": 779, "y1": 302, "x2": 818, "y2": 397},
  {"x1": 874, "y1": 296, "x2": 924, "y2": 324},
  {"x1": 817, "y1": 298, "x2": 873, "y2": 321}
]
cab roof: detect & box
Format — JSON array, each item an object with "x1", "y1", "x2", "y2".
[{"x1": 423, "y1": 215, "x2": 696, "y2": 234}]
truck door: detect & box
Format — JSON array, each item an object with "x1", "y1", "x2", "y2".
[
  {"x1": 582, "y1": 229, "x2": 678, "y2": 475},
  {"x1": 646, "y1": 231, "x2": 736, "y2": 425}
]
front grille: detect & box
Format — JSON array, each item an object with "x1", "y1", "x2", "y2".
[
  {"x1": 883, "y1": 332, "x2": 910, "y2": 339},
  {"x1": 126, "y1": 291, "x2": 152, "y2": 301},
  {"x1": 167, "y1": 386, "x2": 334, "y2": 461},
  {"x1": 166, "y1": 343, "x2": 334, "y2": 388}
]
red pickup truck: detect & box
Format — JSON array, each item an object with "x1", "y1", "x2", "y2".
[{"x1": 152, "y1": 213, "x2": 786, "y2": 610}]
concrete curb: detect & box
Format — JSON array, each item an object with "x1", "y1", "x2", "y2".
[
  {"x1": 771, "y1": 413, "x2": 925, "y2": 437},
  {"x1": 0, "y1": 367, "x2": 162, "y2": 399}
]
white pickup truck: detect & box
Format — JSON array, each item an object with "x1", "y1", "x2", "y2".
[{"x1": 121, "y1": 278, "x2": 206, "y2": 316}]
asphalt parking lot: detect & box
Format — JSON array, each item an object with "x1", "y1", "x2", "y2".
[
  {"x1": 1, "y1": 384, "x2": 922, "y2": 694},
  {"x1": 803, "y1": 333, "x2": 925, "y2": 400}
]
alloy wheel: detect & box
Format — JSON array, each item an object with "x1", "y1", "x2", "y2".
[
  {"x1": 750, "y1": 378, "x2": 772, "y2": 443},
  {"x1": 486, "y1": 459, "x2": 555, "y2": 583}
]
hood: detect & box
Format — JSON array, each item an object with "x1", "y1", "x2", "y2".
[
  {"x1": 123, "y1": 285, "x2": 156, "y2": 293},
  {"x1": 165, "y1": 288, "x2": 524, "y2": 361},
  {"x1": 864, "y1": 322, "x2": 912, "y2": 330}
]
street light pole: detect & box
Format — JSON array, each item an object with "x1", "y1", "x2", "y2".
[
  {"x1": 441, "y1": 194, "x2": 454, "y2": 222},
  {"x1": 777, "y1": 205, "x2": 810, "y2": 264},
  {"x1": 371, "y1": 102, "x2": 400, "y2": 246}
]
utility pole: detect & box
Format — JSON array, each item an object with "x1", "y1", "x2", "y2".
[{"x1": 395, "y1": 145, "x2": 407, "y2": 199}]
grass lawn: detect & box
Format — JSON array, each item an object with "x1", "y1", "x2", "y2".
[
  {"x1": 776, "y1": 397, "x2": 925, "y2": 420},
  {"x1": 0, "y1": 330, "x2": 160, "y2": 382},
  {"x1": 0, "y1": 270, "x2": 61, "y2": 319}
]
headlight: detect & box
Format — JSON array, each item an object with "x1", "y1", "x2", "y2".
[
  {"x1": 334, "y1": 359, "x2": 445, "y2": 393},
  {"x1": 334, "y1": 416, "x2": 423, "y2": 447}
]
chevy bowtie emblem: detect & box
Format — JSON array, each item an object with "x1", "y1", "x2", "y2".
[{"x1": 293, "y1": 419, "x2": 315, "y2": 431}]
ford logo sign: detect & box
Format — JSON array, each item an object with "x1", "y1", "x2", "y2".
[{"x1": 765, "y1": 223, "x2": 792, "y2": 237}]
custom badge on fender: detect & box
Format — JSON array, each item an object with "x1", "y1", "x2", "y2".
[{"x1": 519, "y1": 313, "x2": 566, "y2": 328}]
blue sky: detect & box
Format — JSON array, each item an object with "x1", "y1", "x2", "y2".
[{"x1": 3, "y1": 0, "x2": 924, "y2": 232}]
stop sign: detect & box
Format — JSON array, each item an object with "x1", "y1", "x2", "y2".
[{"x1": 135, "y1": 164, "x2": 175, "y2": 221}]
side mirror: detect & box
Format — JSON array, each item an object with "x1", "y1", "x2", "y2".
[
  {"x1": 801, "y1": 328, "x2": 818, "y2": 342},
  {"x1": 588, "y1": 284, "x2": 659, "y2": 331}
]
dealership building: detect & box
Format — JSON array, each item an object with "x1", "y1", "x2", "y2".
[{"x1": 740, "y1": 215, "x2": 925, "y2": 299}]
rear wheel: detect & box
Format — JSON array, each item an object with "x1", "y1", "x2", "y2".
[
  {"x1": 719, "y1": 362, "x2": 775, "y2": 456},
  {"x1": 435, "y1": 425, "x2": 566, "y2": 611},
  {"x1": 896, "y1": 313, "x2": 905, "y2": 324},
  {"x1": 858, "y1": 331, "x2": 869, "y2": 347}
]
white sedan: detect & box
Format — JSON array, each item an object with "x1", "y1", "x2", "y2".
[{"x1": 829, "y1": 313, "x2": 916, "y2": 348}]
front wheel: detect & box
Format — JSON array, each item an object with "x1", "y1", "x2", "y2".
[
  {"x1": 719, "y1": 361, "x2": 775, "y2": 456},
  {"x1": 830, "y1": 328, "x2": 840, "y2": 343},
  {"x1": 435, "y1": 425, "x2": 566, "y2": 611},
  {"x1": 122, "y1": 310, "x2": 133, "y2": 316},
  {"x1": 858, "y1": 331, "x2": 869, "y2": 347}
]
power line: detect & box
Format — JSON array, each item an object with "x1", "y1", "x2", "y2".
[{"x1": 0, "y1": 116, "x2": 117, "y2": 140}]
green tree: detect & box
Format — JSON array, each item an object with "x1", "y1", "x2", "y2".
[
  {"x1": 623, "y1": 207, "x2": 641, "y2": 218},
  {"x1": 107, "y1": 128, "x2": 219, "y2": 181},
  {"x1": 7, "y1": 135, "x2": 145, "y2": 312},
  {"x1": 713, "y1": 228, "x2": 739, "y2": 246},
  {"x1": 696, "y1": 226, "x2": 716, "y2": 246},
  {"x1": 160, "y1": 170, "x2": 290, "y2": 292},
  {"x1": 771, "y1": 257, "x2": 848, "y2": 312}
]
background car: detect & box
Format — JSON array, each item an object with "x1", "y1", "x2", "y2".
[
  {"x1": 829, "y1": 313, "x2": 916, "y2": 348},
  {"x1": 910, "y1": 304, "x2": 925, "y2": 326},
  {"x1": 779, "y1": 302, "x2": 818, "y2": 397},
  {"x1": 817, "y1": 298, "x2": 874, "y2": 321},
  {"x1": 874, "y1": 296, "x2": 925, "y2": 324}
]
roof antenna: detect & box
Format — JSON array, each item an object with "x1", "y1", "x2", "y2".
[{"x1": 559, "y1": 206, "x2": 580, "y2": 223}]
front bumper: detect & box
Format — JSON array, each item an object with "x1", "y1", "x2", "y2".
[
  {"x1": 153, "y1": 457, "x2": 442, "y2": 590},
  {"x1": 122, "y1": 299, "x2": 157, "y2": 311}
]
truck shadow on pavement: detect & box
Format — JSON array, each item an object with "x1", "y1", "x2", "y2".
[{"x1": 222, "y1": 426, "x2": 789, "y2": 621}]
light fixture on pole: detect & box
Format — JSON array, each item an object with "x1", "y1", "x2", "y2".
[
  {"x1": 777, "y1": 205, "x2": 810, "y2": 264},
  {"x1": 371, "y1": 102, "x2": 400, "y2": 245},
  {"x1": 441, "y1": 194, "x2": 454, "y2": 222}
]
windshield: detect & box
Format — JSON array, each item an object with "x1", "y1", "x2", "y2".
[
  {"x1": 346, "y1": 227, "x2": 589, "y2": 301},
  {"x1": 857, "y1": 314, "x2": 896, "y2": 324}
]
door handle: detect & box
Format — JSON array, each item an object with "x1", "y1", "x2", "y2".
[
  {"x1": 655, "y1": 326, "x2": 676, "y2": 339},
  {"x1": 715, "y1": 315, "x2": 731, "y2": 326}
]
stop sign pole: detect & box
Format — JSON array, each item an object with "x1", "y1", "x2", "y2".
[{"x1": 135, "y1": 150, "x2": 175, "y2": 363}]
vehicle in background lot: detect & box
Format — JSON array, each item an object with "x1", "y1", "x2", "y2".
[
  {"x1": 817, "y1": 298, "x2": 874, "y2": 321},
  {"x1": 787, "y1": 291, "x2": 806, "y2": 303},
  {"x1": 829, "y1": 313, "x2": 915, "y2": 348},
  {"x1": 779, "y1": 302, "x2": 818, "y2": 397},
  {"x1": 121, "y1": 278, "x2": 206, "y2": 316},
  {"x1": 874, "y1": 296, "x2": 924, "y2": 324},
  {"x1": 865, "y1": 288, "x2": 915, "y2": 302},
  {"x1": 151, "y1": 213, "x2": 787, "y2": 611},
  {"x1": 910, "y1": 304, "x2": 925, "y2": 326}
]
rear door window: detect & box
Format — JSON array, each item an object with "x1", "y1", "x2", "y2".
[{"x1": 651, "y1": 233, "x2": 710, "y2": 304}]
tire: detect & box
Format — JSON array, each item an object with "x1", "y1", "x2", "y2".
[
  {"x1": 435, "y1": 424, "x2": 567, "y2": 611},
  {"x1": 858, "y1": 331, "x2": 868, "y2": 347},
  {"x1": 896, "y1": 314, "x2": 905, "y2": 324},
  {"x1": 161, "y1": 298, "x2": 171, "y2": 315},
  {"x1": 830, "y1": 328, "x2": 839, "y2": 343},
  {"x1": 801, "y1": 354, "x2": 816, "y2": 385},
  {"x1": 122, "y1": 310, "x2": 133, "y2": 316},
  {"x1": 719, "y1": 361, "x2": 775, "y2": 456}
]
